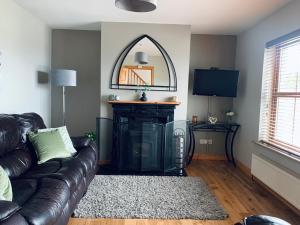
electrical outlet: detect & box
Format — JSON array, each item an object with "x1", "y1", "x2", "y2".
[
  {"x1": 199, "y1": 139, "x2": 207, "y2": 145},
  {"x1": 208, "y1": 139, "x2": 213, "y2": 145}
]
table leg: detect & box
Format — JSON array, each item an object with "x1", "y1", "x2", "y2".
[
  {"x1": 230, "y1": 127, "x2": 239, "y2": 167},
  {"x1": 187, "y1": 129, "x2": 195, "y2": 165},
  {"x1": 187, "y1": 126, "x2": 193, "y2": 165},
  {"x1": 225, "y1": 131, "x2": 231, "y2": 162}
]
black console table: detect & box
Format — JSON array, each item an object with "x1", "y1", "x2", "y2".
[{"x1": 188, "y1": 122, "x2": 240, "y2": 167}]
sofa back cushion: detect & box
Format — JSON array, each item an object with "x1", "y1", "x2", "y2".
[
  {"x1": 14, "y1": 113, "x2": 46, "y2": 144},
  {"x1": 0, "y1": 149, "x2": 33, "y2": 178},
  {"x1": 0, "y1": 113, "x2": 46, "y2": 178},
  {"x1": 0, "y1": 115, "x2": 20, "y2": 156}
]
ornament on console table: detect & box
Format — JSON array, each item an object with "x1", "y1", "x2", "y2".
[
  {"x1": 192, "y1": 115, "x2": 198, "y2": 124},
  {"x1": 225, "y1": 111, "x2": 235, "y2": 123},
  {"x1": 208, "y1": 114, "x2": 218, "y2": 124}
]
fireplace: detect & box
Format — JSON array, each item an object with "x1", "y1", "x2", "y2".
[
  {"x1": 108, "y1": 101, "x2": 183, "y2": 175},
  {"x1": 118, "y1": 123, "x2": 163, "y2": 172}
]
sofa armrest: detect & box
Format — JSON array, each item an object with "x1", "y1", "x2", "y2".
[
  {"x1": 71, "y1": 136, "x2": 98, "y2": 162},
  {"x1": 71, "y1": 136, "x2": 91, "y2": 149},
  {"x1": 0, "y1": 201, "x2": 20, "y2": 222}
]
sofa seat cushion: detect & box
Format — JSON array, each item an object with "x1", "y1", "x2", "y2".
[
  {"x1": 22, "y1": 158, "x2": 85, "y2": 193},
  {"x1": 0, "y1": 213, "x2": 29, "y2": 225},
  {"x1": 0, "y1": 201, "x2": 28, "y2": 225},
  {"x1": 11, "y1": 179, "x2": 38, "y2": 206},
  {"x1": 18, "y1": 178, "x2": 70, "y2": 225},
  {"x1": 0, "y1": 201, "x2": 21, "y2": 221},
  {"x1": 22, "y1": 160, "x2": 61, "y2": 177}
]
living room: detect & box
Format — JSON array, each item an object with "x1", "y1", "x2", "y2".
[{"x1": 0, "y1": 0, "x2": 299, "y2": 225}]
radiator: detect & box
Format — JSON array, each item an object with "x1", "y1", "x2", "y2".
[{"x1": 251, "y1": 154, "x2": 300, "y2": 210}]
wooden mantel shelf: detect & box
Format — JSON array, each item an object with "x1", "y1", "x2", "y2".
[{"x1": 107, "y1": 100, "x2": 180, "y2": 105}]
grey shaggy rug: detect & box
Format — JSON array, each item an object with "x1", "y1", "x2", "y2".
[{"x1": 74, "y1": 175, "x2": 228, "y2": 220}]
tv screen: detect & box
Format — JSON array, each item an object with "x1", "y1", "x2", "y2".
[{"x1": 193, "y1": 69, "x2": 239, "y2": 97}]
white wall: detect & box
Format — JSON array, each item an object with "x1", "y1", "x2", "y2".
[
  {"x1": 234, "y1": 0, "x2": 300, "y2": 174},
  {"x1": 0, "y1": 0, "x2": 51, "y2": 125},
  {"x1": 100, "y1": 22, "x2": 191, "y2": 120},
  {"x1": 188, "y1": 34, "x2": 237, "y2": 158}
]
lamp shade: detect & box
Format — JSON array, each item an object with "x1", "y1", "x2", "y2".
[
  {"x1": 134, "y1": 52, "x2": 149, "y2": 64},
  {"x1": 51, "y1": 69, "x2": 77, "y2": 87},
  {"x1": 115, "y1": 0, "x2": 157, "y2": 12}
]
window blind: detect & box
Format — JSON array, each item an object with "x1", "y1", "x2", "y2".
[{"x1": 259, "y1": 33, "x2": 300, "y2": 156}]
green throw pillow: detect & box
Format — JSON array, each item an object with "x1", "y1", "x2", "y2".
[
  {"x1": 38, "y1": 126, "x2": 77, "y2": 155},
  {"x1": 28, "y1": 130, "x2": 72, "y2": 164},
  {"x1": 0, "y1": 166, "x2": 13, "y2": 201}
]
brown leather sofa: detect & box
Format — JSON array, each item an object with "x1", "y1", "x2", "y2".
[
  {"x1": 0, "y1": 113, "x2": 98, "y2": 225},
  {"x1": 234, "y1": 215, "x2": 291, "y2": 225}
]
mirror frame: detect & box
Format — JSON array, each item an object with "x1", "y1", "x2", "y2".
[{"x1": 110, "y1": 34, "x2": 177, "y2": 92}]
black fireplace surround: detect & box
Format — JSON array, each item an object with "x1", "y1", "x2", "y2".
[{"x1": 103, "y1": 102, "x2": 189, "y2": 176}]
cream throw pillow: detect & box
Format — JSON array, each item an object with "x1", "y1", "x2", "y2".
[{"x1": 0, "y1": 166, "x2": 13, "y2": 201}]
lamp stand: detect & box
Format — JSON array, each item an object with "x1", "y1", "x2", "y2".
[{"x1": 62, "y1": 86, "x2": 66, "y2": 125}]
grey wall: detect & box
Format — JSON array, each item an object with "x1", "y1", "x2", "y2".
[
  {"x1": 0, "y1": 0, "x2": 51, "y2": 125},
  {"x1": 187, "y1": 35, "x2": 237, "y2": 158},
  {"x1": 100, "y1": 22, "x2": 191, "y2": 120},
  {"x1": 234, "y1": 0, "x2": 300, "y2": 174},
  {"x1": 51, "y1": 30, "x2": 101, "y2": 136}
]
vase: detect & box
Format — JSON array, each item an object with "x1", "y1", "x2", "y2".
[{"x1": 140, "y1": 92, "x2": 147, "y2": 101}]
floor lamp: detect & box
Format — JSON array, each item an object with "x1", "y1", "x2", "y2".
[{"x1": 52, "y1": 69, "x2": 77, "y2": 125}]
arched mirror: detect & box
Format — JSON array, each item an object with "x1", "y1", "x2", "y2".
[{"x1": 110, "y1": 35, "x2": 177, "y2": 91}]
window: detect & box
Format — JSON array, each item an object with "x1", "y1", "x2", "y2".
[{"x1": 259, "y1": 31, "x2": 300, "y2": 157}]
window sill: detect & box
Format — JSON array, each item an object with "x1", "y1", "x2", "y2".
[{"x1": 253, "y1": 141, "x2": 300, "y2": 163}]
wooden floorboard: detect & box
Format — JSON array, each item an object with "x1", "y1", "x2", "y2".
[{"x1": 68, "y1": 160, "x2": 300, "y2": 225}]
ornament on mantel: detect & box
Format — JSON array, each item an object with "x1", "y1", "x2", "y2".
[{"x1": 135, "y1": 85, "x2": 151, "y2": 102}]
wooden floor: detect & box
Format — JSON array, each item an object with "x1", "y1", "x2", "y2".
[{"x1": 68, "y1": 160, "x2": 300, "y2": 225}]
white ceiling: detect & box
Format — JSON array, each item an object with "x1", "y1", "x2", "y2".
[{"x1": 14, "y1": 0, "x2": 292, "y2": 34}]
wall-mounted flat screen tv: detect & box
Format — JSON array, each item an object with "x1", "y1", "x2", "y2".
[{"x1": 193, "y1": 69, "x2": 239, "y2": 97}]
